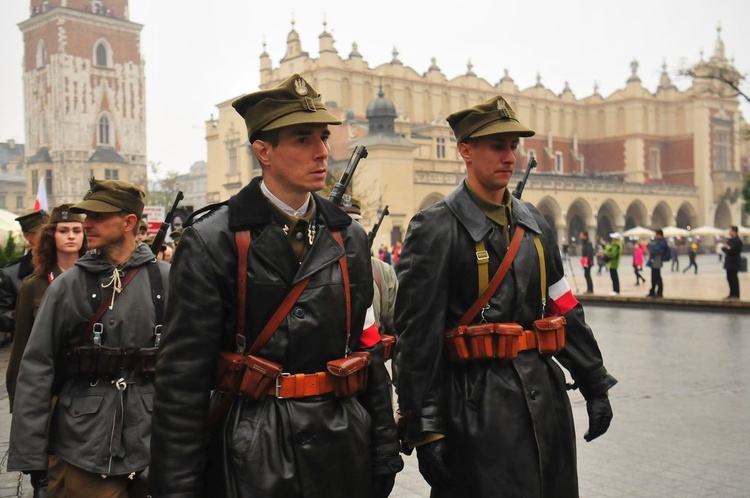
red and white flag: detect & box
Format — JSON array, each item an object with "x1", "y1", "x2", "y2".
[{"x1": 33, "y1": 178, "x2": 48, "y2": 212}]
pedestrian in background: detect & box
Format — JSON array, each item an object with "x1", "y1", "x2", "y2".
[
  {"x1": 670, "y1": 242, "x2": 680, "y2": 272},
  {"x1": 683, "y1": 243, "x2": 698, "y2": 274},
  {"x1": 646, "y1": 229, "x2": 669, "y2": 298},
  {"x1": 603, "y1": 233, "x2": 623, "y2": 295},
  {"x1": 595, "y1": 243, "x2": 606, "y2": 275},
  {"x1": 580, "y1": 231, "x2": 594, "y2": 293},
  {"x1": 632, "y1": 240, "x2": 647, "y2": 286},
  {"x1": 722, "y1": 226, "x2": 743, "y2": 299}
]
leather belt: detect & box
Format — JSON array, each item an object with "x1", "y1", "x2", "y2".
[
  {"x1": 517, "y1": 330, "x2": 538, "y2": 352},
  {"x1": 269, "y1": 372, "x2": 335, "y2": 399}
]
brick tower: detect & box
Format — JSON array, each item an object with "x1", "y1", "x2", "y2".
[{"x1": 18, "y1": 0, "x2": 146, "y2": 206}]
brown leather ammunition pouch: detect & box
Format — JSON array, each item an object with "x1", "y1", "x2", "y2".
[
  {"x1": 444, "y1": 326, "x2": 471, "y2": 362},
  {"x1": 495, "y1": 323, "x2": 524, "y2": 360},
  {"x1": 326, "y1": 352, "x2": 371, "y2": 397},
  {"x1": 381, "y1": 334, "x2": 396, "y2": 361},
  {"x1": 533, "y1": 316, "x2": 566, "y2": 354},
  {"x1": 465, "y1": 323, "x2": 496, "y2": 360},
  {"x1": 97, "y1": 345, "x2": 125, "y2": 376},
  {"x1": 215, "y1": 350, "x2": 282, "y2": 401}
]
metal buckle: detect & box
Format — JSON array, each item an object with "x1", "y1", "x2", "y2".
[
  {"x1": 476, "y1": 250, "x2": 489, "y2": 263},
  {"x1": 154, "y1": 324, "x2": 162, "y2": 347},
  {"x1": 93, "y1": 323, "x2": 104, "y2": 346},
  {"x1": 275, "y1": 373, "x2": 291, "y2": 399}
]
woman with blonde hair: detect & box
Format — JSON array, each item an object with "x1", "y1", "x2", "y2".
[{"x1": 5, "y1": 204, "x2": 86, "y2": 497}]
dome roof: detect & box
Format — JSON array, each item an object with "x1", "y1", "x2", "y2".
[{"x1": 366, "y1": 84, "x2": 396, "y2": 120}]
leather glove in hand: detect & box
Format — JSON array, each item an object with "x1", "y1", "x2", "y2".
[
  {"x1": 416, "y1": 438, "x2": 453, "y2": 488},
  {"x1": 29, "y1": 470, "x2": 48, "y2": 498},
  {"x1": 584, "y1": 394, "x2": 613, "y2": 442},
  {"x1": 370, "y1": 473, "x2": 396, "y2": 498}
]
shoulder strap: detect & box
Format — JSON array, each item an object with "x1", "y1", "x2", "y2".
[
  {"x1": 234, "y1": 230, "x2": 350, "y2": 355},
  {"x1": 79, "y1": 268, "x2": 141, "y2": 347},
  {"x1": 458, "y1": 226, "x2": 525, "y2": 326}
]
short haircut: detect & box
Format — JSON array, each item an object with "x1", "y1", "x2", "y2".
[{"x1": 730, "y1": 225, "x2": 738, "y2": 232}]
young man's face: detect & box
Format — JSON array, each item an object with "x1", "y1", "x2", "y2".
[
  {"x1": 459, "y1": 133, "x2": 520, "y2": 199},
  {"x1": 255, "y1": 123, "x2": 331, "y2": 203}
]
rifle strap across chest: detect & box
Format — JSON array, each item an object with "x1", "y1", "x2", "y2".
[
  {"x1": 234, "y1": 229, "x2": 350, "y2": 355},
  {"x1": 80, "y1": 267, "x2": 141, "y2": 347}
]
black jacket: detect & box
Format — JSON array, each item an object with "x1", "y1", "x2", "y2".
[
  {"x1": 395, "y1": 182, "x2": 616, "y2": 497},
  {"x1": 150, "y1": 178, "x2": 401, "y2": 497},
  {"x1": 723, "y1": 236, "x2": 743, "y2": 271}
]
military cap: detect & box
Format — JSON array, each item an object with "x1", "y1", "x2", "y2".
[
  {"x1": 339, "y1": 195, "x2": 362, "y2": 220},
  {"x1": 170, "y1": 227, "x2": 183, "y2": 245},
  {"x1": 143, "y1": 235, "x2": 166, "y2": 252},
  {"x1": 49, "y1": 204, "x2": 85, "y2": 224},
  {"x1": 71, "y1": 178, "x2": 145, "y2": 219},
  {"x1": 232, "y1": 73, "x2": 342, "y2": 143},
  {"x1": 138, "y1": 219, "x2": 148, "y2": 231},
  {"x1": 446, "y1": 96, "x2": 535, "y2": 144},
  {"x1": 15, "y1": 210, "x2": 49, "y2": 232}
]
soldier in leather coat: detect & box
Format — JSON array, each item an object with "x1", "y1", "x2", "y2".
[
  {"x1": 395, "y1": 96, "x2": 617, "y2": 497},
  {"x1": 149, "y1": 74, "x2": 402, "y2": 498}
]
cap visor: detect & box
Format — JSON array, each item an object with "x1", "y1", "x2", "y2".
[
  {"x1": 262, "y1": 110, "x2": 342, "y2": 132},
  {"x1": 470, "y1": 120, "x2": 535, "y2": 139},
  {"x1": 70, "y1": 199, "x2": 122, "y2": 214}
]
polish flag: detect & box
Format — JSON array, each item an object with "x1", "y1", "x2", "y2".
[
  {"x1": 546, "y1": 277, "x2": 579, "y2": 316},
  {"x1": 33, "y1": 178, "x2": 48, "y2": 212},
  {"x1": 358, "y1": 304, "x2": 381, "y2": 348}
]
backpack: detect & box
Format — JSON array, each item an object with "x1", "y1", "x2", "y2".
[{"x1": 662, "y1": 246, "x2": 672, "y2": 262}]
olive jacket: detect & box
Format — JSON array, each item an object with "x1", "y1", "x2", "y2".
[
  {"x1": 395, "y1": 182, "x2": 617, "y2": 497},
  {"x1": 7, "y1": 244, "x2": 170, "y2": 476},
  {"x1": 149, "y1": 177, "x2": 401, "y2": 498}
]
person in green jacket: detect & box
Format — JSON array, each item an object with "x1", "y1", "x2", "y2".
[{"x1": 603, "y1": 232, "x2": 623, "y2": 295}]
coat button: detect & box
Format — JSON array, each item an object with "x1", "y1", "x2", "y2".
[
  {"x1": 109, "y1": 319, "x2": 116, "y2": 326},
  {"x1": 295, "y1": 231, "x2": 304, "y2": 240},
  {"x1": 295, "y1": 432, "x2": 311, "y2": 445},
  {"x1": 293, "y1": 306, "x2": 305, "y2": 318},
  {"x1": 530, "y1": 389, "x2": 541, "y2": 400}
]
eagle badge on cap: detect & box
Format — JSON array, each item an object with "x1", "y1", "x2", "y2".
[
  {"x1": 496, "y1": 98, "x2": 511, "y2": 119},
  {"x1": 294, "y1": 78, "x2": 309, "y2": 96},
  {"x1": 342, "y1": 194, "x2": 352, "y2": 207},
  {"x1": 61, "y1": 210, "x2": 69, "y2": 221},
  {"x1": 84, "y1": 177, "x2": 96, "y2": 200}
]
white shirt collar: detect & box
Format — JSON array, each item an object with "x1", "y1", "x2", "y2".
[{"x1": 260, "y1": 180, "x2": 310, "y2": 219}]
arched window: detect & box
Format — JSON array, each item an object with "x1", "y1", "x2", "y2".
[
  {"x1": 98, "y1": 114, "x2": 111, "y2": 145},
  {"x1": 36, "y1": 40, "x2": 46, "y2": 68},
  {"x1": 96, "y1": 43, "x2": 108, "y2": 66}
]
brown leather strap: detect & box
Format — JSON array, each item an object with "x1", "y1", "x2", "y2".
[
  {"x1": 458, "y1": 226, "x2": 526, "y2": 326},
  {"x1": 248, "y1": 276, "x2": 311, "y2": 355},
  {"x1": 235, "y1": 231, "x2": 250, "y2": 352},
  {"x1": 332, "y1": 232, "x2": 351, "y2": 346},
  {"x1": 79, "y1": 268, "x2": 140, "y2": 347}
]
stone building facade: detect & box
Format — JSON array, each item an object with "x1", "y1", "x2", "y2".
[
  {"x1": 18, "y1": 0, "x2": 146, "y2": 207},
  {"x1": 206, "y1": 23, "x2": 748, "y2": 250}
]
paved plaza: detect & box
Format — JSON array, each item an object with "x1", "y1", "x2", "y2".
[{"x1": 1, "y1": 253, "x2": 748, "y2": 497}]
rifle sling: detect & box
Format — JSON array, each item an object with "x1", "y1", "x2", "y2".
[
  {"x1": 79, "y1": 268, "x2": 141, "y2": 347},
  {"x1": 458, "y1": 225, "x2": 525, "y2": 326}
]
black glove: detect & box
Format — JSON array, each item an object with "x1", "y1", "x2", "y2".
[
  {"x1": 584, "y1": 394, "x2": 613, "y2": 442},
  {"x1": 29, "y1": 470, "x2": 48, "y2": 498},
  {"x1": 370, "y1": 473, "x2": 396, "y2": 498},
  {"x1": 415, "y1": 438, "x2": 453, "y2": 488}
]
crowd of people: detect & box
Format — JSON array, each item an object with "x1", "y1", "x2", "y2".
[{"x1": 8, "y1": 73, "x2": 717, "y2": 498}]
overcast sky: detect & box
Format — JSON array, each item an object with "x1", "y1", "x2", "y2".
[{"x1": 1, "y1": 0, "x2": 748, "y2": 175}]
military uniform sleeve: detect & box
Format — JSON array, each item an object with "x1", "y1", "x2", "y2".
[
  {"x1": 394, "y1": 210, "x2": 453, "y2": 444},
  {"x1": 0, "y1": 268, "x2": 17, "y2": 332},
  {"x1": 150, "y1": 226, "x2": 225, "y2": 496},
  {"x1": 7, "y1": 282, "x2": 64, "y2": 471},
  {"x1": 541, "y1": 223, "x2": 617, "y2": 399},
  {"x1": 6, "y1": 277, "x2": 36, "y2": 412},
  {"x1": 379, "y1": 264, "x2": 398, "y2": 337}
]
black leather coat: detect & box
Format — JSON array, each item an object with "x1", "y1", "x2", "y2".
[
  {"x1": 395, "y1": 182, "x2": 617, "y2": 498},
  {"x1": 150, "y1": 178, "x2": 401, "y2": 498}
]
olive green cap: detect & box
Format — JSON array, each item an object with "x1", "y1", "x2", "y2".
[
  {"x1": 71, "y1": 177, "x2": 145, "y2": 219},
  {"x1": 232, "y1": 73, "x2": 342, "y2": 143},
  {"x1": 447, "y1": 96, "x2": 535, "y2": 144},
  {"x1": 170, "y1": 227, "x2": 183, "y2": 245},
  {"x1": 138, "y1": 219, "x2": 148, "y2": 231},
  {"x1": 15, "y1": 210, "x2": 49, "y2": 232},
  {"x1": 49, "y1": 204, "x2": 85, "y2": 224}
]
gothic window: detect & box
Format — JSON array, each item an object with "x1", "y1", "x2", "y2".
[
  {"x1": 94, "y1": 40, "x2": 112, "y2": 67},
  {"x1": 713, "y1": 126, "x2": 731, "y2": 172},
  {"x1": 45, "y1": 169, "x2": 53, "y2": 195},
  {"x1": 31, "y1": 170, "x2": 39, "y2": 195},
  {"x1": 36, "y1": 40, "x2": 46, "y2": 68},
  {"x1": 98, "y1": 114, "x2": 111, "y2": 145},
  {"x1": 649, "y1": 147, "x2": 661, "y2": 179},
  {"x1": 105, "y1": 169, "x2": 119, "y2": 180},
  {"x1": 555, "y1": 151, "x2": 563, "y2": 173}
]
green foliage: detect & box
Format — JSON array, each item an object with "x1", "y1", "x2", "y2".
[{"x1": 0, "y1": 232, "x2": 23, "y2": 267}]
